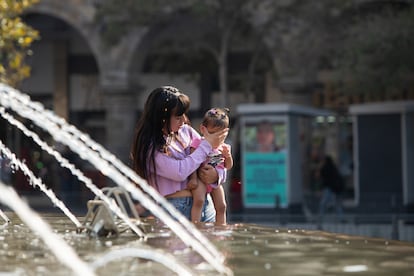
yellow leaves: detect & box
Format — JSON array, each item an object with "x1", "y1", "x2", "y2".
[
  {"x1": 1, "y1": 18, "x2": 39, "y2": 43},
  {"x1": 0, "y1": 0, "x2": 39, "y2": 14},
  {"x1": 10, "y1": 53, "x2": 22, "y2": 69},
  {"x1": 0, "y1": 0, "x2": 39, "y2": 87},
  {"x1": 20, "y1": 65, "x2": 31, "y2": 77},
  {"x1": 22, "y1": 36, "x2": 34, "y2": 46}
]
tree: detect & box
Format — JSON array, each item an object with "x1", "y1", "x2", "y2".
[
  {"x1": 0, "y1": 0, "x2": 39, "y2": 87},
  {"x1": 267, "y1": 0, "x2": 414, "y2": 100},
  {"x1": 261, "y1": 0, "x2": 354, "y2": 85},
  {"x1": 334, "y1": 2, "x2": 414, "y2": 97}
]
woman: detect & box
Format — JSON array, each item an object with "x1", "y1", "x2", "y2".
[{"x1": 130, "y1": 86, "x2": 228, "y2": 222}]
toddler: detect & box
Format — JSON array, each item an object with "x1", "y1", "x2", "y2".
[{"x1": 188, "y1": 107, "x2": 233, "y2": 225}]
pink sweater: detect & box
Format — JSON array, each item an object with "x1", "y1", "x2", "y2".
[{"x1": 148, "y1": 124, "x2": 226, "y2": 196}]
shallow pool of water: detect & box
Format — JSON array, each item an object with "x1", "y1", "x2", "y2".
[{"x1": 1, "y1": 212, "x2": 413, "y2": 275}]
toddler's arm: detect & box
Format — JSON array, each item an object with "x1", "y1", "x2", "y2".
[{"x1": 221, "y1": 144, "x2": 233, "y2": 170}]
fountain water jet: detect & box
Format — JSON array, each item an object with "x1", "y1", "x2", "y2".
[
  {"x1": 0, "y1": 106, "x2": 146, "y2": 238},
  {"x1": 0, "y1": 83, "x2": 232, "y2": 275},
  {"x1": 0, "y1": 87, "x2": 219, "y2": 257},
  {"x1": 0, "y1": 207, "x2": 10, "y2": 224},
  {"x1": 0, "y1": 139, "x2": 81, "y2": 227},
  {"x1": 0, "y1": 180, "x2": 95, "y2": 276},
  {"x1": 0, "y1": 181, "x2": 201, "y2": 276}
]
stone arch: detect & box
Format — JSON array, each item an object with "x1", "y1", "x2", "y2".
[
  {"x1": 126, "y1": 20, "x2": 214, "y2": 112},
  {"x1": 21, "y1": 11, "x2": 105, "y2": 147},
  {"x1": 26, "y1": 0, "x2": 104, "y2": 77},
  {"x1": 127, "y1": 12, "x2": 274, "y2": 108},
  {"x1": 21, "y1": 1, "x2": 150, "y2": 163},
  {"x1": 25, "y1": 1, "x2": 157, "y2": 91}
]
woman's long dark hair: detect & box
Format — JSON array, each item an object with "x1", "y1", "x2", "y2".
[{"x1": 130, "y1": 86, "x2": 190, "y2": 185}]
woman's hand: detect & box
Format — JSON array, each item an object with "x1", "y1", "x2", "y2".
[
  {"x1": 187, "y1": 175, "x2": 199, "y2": 190},
  {"x1": 198, "y1": 164, "x2": 218, "y2": 184},
  {"x1": 202, "y1": 126, "x2": 228, "y2": 149}
]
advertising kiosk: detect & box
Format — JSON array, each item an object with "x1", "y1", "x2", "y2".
[{"x1": 237, "y1": 103, "x2": 332, "y2": 209}]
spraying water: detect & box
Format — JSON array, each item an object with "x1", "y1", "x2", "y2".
[
  {"x1": 0, "y1": 207, "x2": 10, "y2": 224},
  {"x1": 0, "y1": 83, "x2": 232, "y2": 275},
  {"x1": 0, "y1": 139, "x2": 81, "y2": 228},
  {"x1": 0, "y1": 180, "x2": 96, "y2": 276},
  {"x1": 0, "y1": 107, "x2": 145, "y2": 238}
]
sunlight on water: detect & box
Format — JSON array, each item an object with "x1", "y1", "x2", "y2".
[
  {"x1": 0, "y1": 187, "x2": 94, "y2": 276},
  {"x1": 0, "y1": 213, "x2": 414, "y2": 275}
]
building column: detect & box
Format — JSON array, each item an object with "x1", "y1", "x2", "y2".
[
  {"x1": 103, "y1": 89, "x2": 137, "y2": 165},
  {"x1": 53, "y1": 41, "x2": 68, "y2": 120}
]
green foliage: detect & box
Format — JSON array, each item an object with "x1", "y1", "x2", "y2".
[
  {"x1": 0, "y1": 0, "x2": 40, "y2": 87},
  {"x1": 335, "y1": 4, "x2": 414, "y2": 95}
]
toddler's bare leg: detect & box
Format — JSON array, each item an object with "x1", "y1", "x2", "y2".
[
  {"x1": 211, "y1": 185, "x2": 227, "y2": 225},
  {"x1": 191, "y1": 178, "x2": 207, "y2": 223}
]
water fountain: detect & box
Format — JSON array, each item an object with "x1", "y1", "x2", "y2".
[
  {"x1": 0, "y1": 83, "x2": 231, "y2": 275},
  {"x1": 1, "y1": 83, "x2": 414, "y2": 275},
  {"x1": 0, "y1": 180, "x2": 95, "y2": 276}
]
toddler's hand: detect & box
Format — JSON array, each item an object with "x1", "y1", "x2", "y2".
[{"x1": 221, "y1": 144, "x2": 232, "y2": 159}]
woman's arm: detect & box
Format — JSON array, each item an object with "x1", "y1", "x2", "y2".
[
  {"x1": 153, "y1": 124, "x2": 228, "y2": 183},
  {"x1": 153, "y1": 139, "x2": 212, "y2": 182},
  {"x1": 187, "y1": 147, "x2": 199, "y2": 190}
]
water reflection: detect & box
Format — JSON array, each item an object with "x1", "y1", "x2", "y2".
[{"x1": 1, "y1": 213, "x2": 413, "y2": 275}]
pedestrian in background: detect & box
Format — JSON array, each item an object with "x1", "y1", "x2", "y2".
[{"x1": 317, "y1": 155, "x2": 345, "y2": 223}]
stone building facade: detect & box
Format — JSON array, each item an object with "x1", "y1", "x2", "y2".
[{"x1": 20, "y1": 0, "x2": 315, "y2": 162}]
